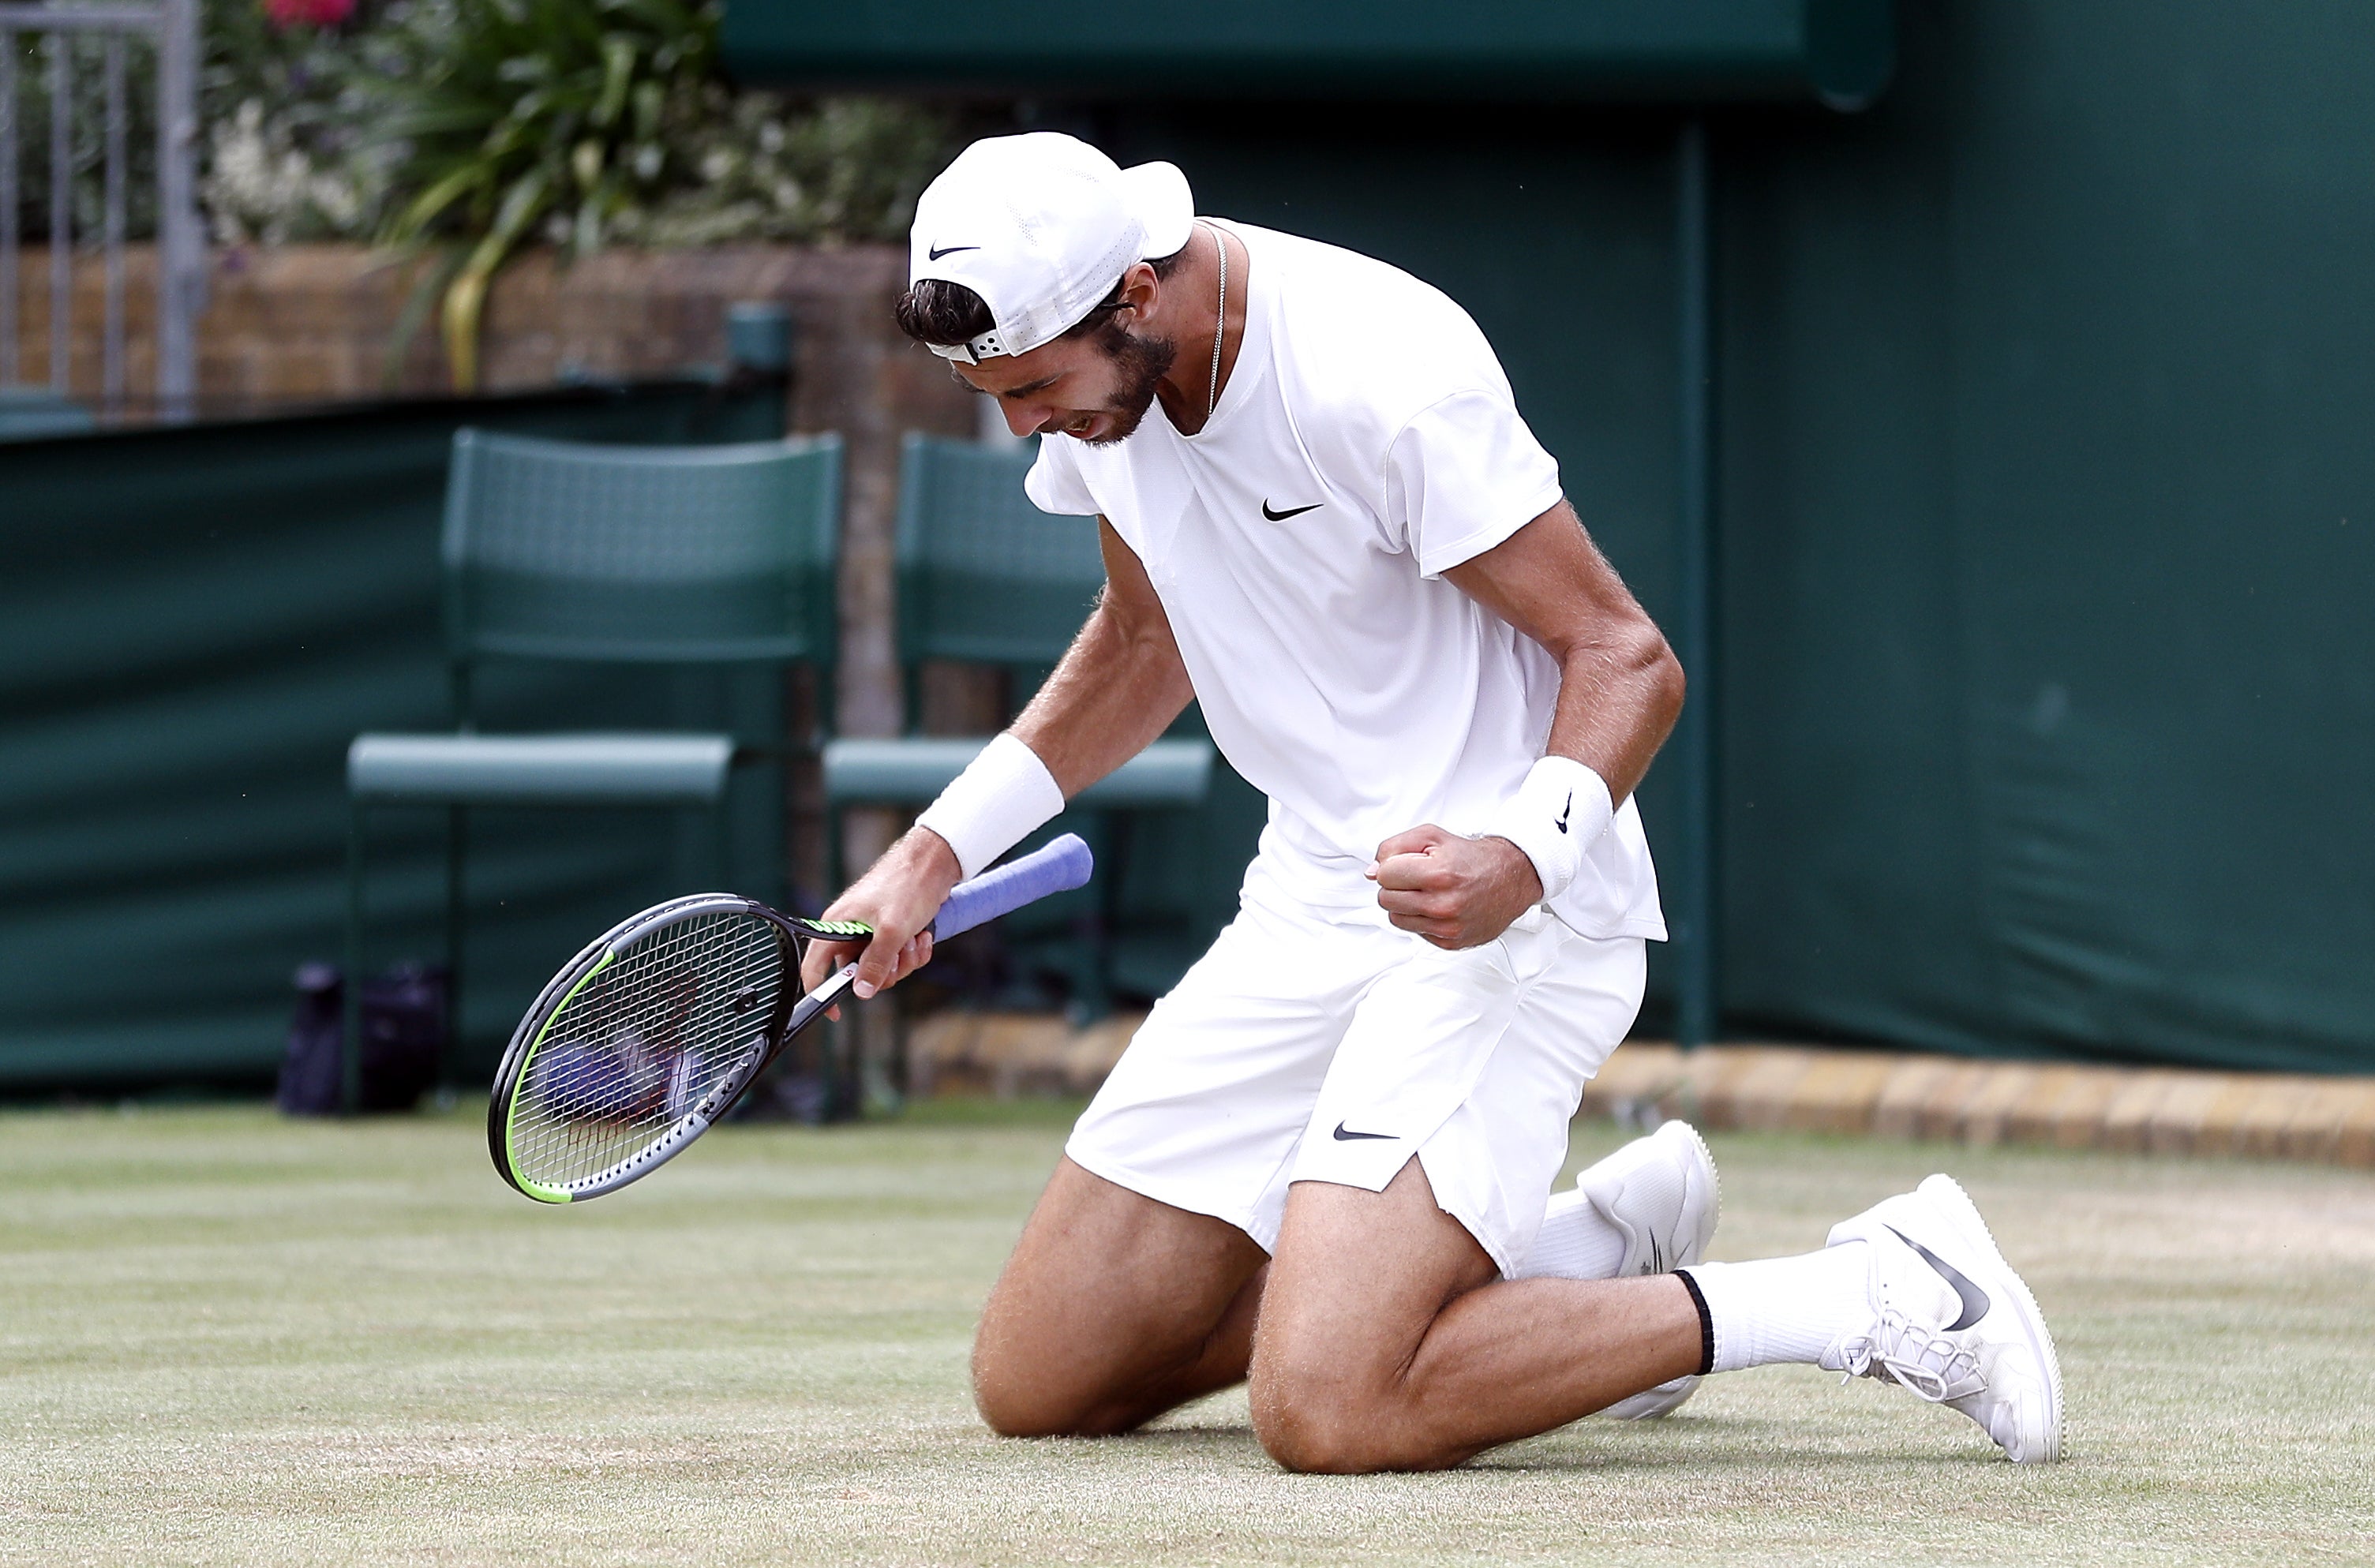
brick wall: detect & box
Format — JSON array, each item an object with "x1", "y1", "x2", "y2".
[{"x1": 11, "y1": 243, "x2": 966, "y2": 410}]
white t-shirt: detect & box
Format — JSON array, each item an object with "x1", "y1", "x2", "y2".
[{"x1": 1025, "y1": 221, "x2": 1665, "y2": 941}]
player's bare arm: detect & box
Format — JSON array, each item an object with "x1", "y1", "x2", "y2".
[
  {"x1": 1371, "y1": 498, "x2": 1684, "y2": 949},
  {"x1": 800, "y1": 515, "x2": 1190, "y2": 1000},
  {"x1": 1010, "y1": 517, "x2": 1196, "y2": 792}
]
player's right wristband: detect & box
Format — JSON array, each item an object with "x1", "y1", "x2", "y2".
[
  {"x1": 913, "y1": 732, "x2": 1066, "y2": 882},
  {"x1": 1482, "y1": 755, "x2": 1612, "y2": 905}
]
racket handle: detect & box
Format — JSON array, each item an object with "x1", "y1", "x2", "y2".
[{"x1": 931, "y1": 833, "x2": 1094, "y2": 941}]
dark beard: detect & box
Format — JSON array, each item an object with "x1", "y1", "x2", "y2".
[{"x1": 1081, "y1": 324, "x2": 1178, "y2": 446}]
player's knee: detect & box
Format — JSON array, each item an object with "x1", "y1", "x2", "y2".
[
  {"x1": 972, "y1": 1373, "x2": 1100, "y2": 1438},
  {"x1": 974, "y1": 1381, "x2": 1149, "y2": 1440},
  {"x1": 1253, "y1": 1390, "x2": 1406, "y2": 1475},
  {"x1": 971, "y1": 1334, "x2": 1134, "y2": 1439},
  {"x1": 972, "y1": 1372, "x2": 1044, "y2": 1437},
  {"x1": 972, "y1": 1341, "x2": 1079, "y2": 1437},
  {"x1": 1253, "y1": 1404, "x2": 1366, "y2": 1474},
  {"x1": 1249, "y1": 1360, "x2": 1422, "y2": 1475}
]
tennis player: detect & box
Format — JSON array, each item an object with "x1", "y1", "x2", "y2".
[{"x1": 805, "y1": 133, "x2": 2061, "y2": 1470}]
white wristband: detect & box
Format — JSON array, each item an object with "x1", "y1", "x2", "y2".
[
  {"x1": 1482, "y1": 756, "x2": 1612, "y2": 905},
  {"x1": 913, "y1": 733, "x2": 1066, "y2": 881}
]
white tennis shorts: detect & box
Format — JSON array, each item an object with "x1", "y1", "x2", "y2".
[{"x1": 1065, "y1": 871, "x2": 1647, "y2": 1275}]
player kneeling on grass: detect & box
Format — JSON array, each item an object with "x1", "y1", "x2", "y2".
[{"x1": 803, "y1": 133, "x2": 2062, "y2": 1470}]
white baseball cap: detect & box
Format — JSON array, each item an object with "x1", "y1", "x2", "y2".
[{"x1": 908, "y1": 133, "x2": 1196, "y2": 365}]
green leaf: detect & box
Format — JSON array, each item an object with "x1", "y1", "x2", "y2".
[
  {"x1": 384, "y1": 163, "x2": 489, "y2": 244},
  {"x1": 594, "y1": 34, "x2": 636, "y2": 128}
]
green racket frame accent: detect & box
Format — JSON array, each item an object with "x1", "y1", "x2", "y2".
[
  {"x1": 786, "y1": 917, "x2": 874, "y2": 940},
  {"x1": 499, "y1": 948, "x2": 619, "y2": 1203}
]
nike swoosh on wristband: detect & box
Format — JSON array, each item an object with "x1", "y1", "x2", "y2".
[
  {"x1": 1332, "y1": 1121, "x2": 1395, "y2": 1141},
  {"x1": 1886, "y1": 1223, "x2": 1993, "y2": 1331},
  {"x1": 1263, "y1": 500, "x2": 1323, "y2": 521},
  {"x1": 927, "y1": 244, "x2": 979, "y2": 260},
  {"x1": 1555, "y1": 793, "x2": 1572, "y2": 833}
]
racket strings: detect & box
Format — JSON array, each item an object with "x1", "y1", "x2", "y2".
[{"x1": 508, "y1": 911, "x2": 786, "y2": 1188}]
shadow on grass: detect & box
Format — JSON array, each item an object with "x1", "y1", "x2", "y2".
[{"x1": 1064, "y1": 1413, "x2": 2007, "y2": 1479}]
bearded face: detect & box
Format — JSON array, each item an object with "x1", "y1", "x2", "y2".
[{"x1": 1075, "y1": 320, "x2": 1180, "y2": 446}]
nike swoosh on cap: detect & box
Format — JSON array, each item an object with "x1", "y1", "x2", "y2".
[
  {"x1": 1886, "y1": 1223, "x2": 1992, "y2": 1331},
  {"x1": 1263, "y1": 500, "x2": 1323, "y2": 522},
  {"x1": 1332, "y1": 1121, "x2": 1395, "y2": 1141},
  {"x1": 927, "y1": 244, "x2": 979, "y2": 260}
]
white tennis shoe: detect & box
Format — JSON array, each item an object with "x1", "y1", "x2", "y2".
[
  {"x1": 1580, "y1": 1119, "x2": 1721, "y2": 1420},
  {"x1": 1821, "y1": 1174, "x2": 2064, "y2": 1463}
]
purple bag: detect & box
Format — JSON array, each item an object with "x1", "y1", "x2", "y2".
[{"x1": 277, "y1": 962, "x2": 447, "y2": 1115}]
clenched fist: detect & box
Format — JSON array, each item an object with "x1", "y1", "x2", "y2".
[{"x1": 1367, "y1": 823, "x2": 1542, "y2": 949}]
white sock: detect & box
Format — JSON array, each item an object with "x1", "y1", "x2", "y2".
[
  {"x1": 1680, "y1": 1243, "x2": 1870, "y2": 1374},
  {"x1": 1515, "y1": 1186, "x2": 1630, "y2": 1280}
]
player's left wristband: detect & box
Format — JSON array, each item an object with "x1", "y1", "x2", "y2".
[{"x1": 1482, "y1": 756, "x2": 1612, "y2": 905}]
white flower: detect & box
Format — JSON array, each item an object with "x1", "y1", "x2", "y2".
[{"x1": 202, "y1": 94, "x2": 380, "y2": 242}]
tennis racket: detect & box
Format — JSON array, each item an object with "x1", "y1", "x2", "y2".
[{"x1": 488, "y1": 833, "x2": 1093, "y2": 1203}]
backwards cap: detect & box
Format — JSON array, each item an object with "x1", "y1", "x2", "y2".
[{"x1": 908, "y1": 133, "x2": 1195, "y2": 364}]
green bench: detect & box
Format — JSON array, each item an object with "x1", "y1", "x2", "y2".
[{"x1": 343, "y1": 428, "x2": 841, "y2": 1106}]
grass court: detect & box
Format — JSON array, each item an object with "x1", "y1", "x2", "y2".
[{"x1": 5, "y1": 1097, "x2": 2370, "y2": 1566}]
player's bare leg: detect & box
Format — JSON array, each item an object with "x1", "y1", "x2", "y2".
[
  {"x1": 973, "y1": 1158, "x2": 1268, "y2": 1436},
  {"x1": 1249, "y1": 1158, "x2": 1703, "y2": 1474}
]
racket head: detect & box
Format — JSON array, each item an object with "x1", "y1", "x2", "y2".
[{"x1": 488, "y1": 894, "x2": 798, "y2": 1203}]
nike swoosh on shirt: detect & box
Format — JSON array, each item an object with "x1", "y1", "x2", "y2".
[
  {"x1": 1263, "y1": 500, "x2": 1323, "y2": 522},
  {"x1": 1886, "y1": 1223, "x2": 1993, "y2": 1331},
  {"x1": 927, "y1": 244, "x2": 979, "y2": 260},
  {"x1": 1332, "y1": 1121, "x2": 1395, "y2": 1142}
]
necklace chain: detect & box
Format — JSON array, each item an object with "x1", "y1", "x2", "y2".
[{"x1": 1208, "y1": 223, "x2": 1227, "y2": 421}]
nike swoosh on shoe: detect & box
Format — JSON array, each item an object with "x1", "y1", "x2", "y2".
[{"x1": 1885, "y1": 1223, "x2": 1991, "y2": 1331}]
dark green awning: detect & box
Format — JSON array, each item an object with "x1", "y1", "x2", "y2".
[{"x1": 720, "y1": 0, "x2": 1894, "y2": 110}]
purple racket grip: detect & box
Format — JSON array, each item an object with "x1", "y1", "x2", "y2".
[{"x1": 930, "y1": 834, "x2": 1094, "y2": 941}]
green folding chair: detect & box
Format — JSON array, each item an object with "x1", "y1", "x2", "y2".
[
  {"x1": 343, "y1": 428, "x2": 841, "y2": 1110},
  {"x1": 822, "y1": 432, "x2": 1212, "y2": 1013}
]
